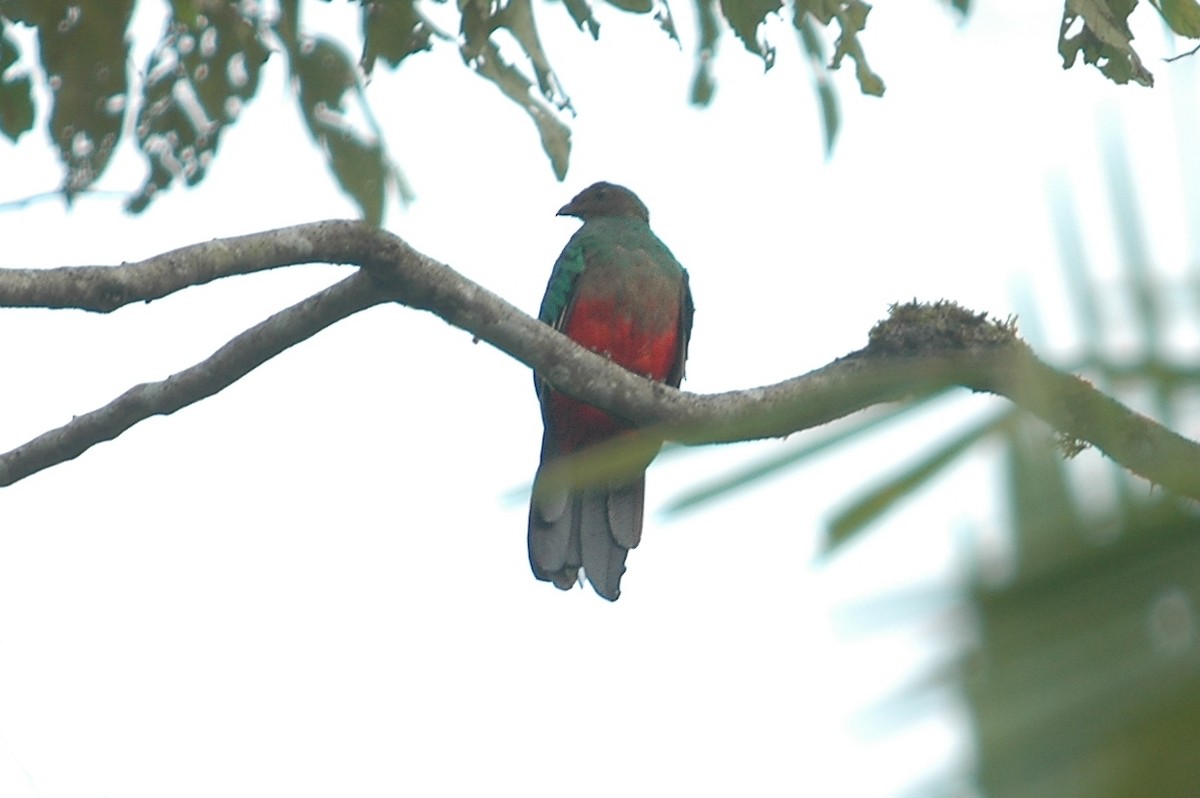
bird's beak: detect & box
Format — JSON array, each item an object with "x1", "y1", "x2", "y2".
[{"x1": 556, "y1": 201, "x2": 577, "y2": 218}]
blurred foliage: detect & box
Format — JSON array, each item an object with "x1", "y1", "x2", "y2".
[
  {"x1": 1154, "y1": 0, "x2": 1200, "y2": 36},
  {"x1": 1059, "y1": 0, "x2": 1200, "y2": 85},
  {"x1": 127, "y1": 1, "x2": 270, "y2": 213},
  {"x1": 660, "y1": 50, "x2": 1200, "y2": 798},
  {"x1": 4, "y1": 0, "x2": 1195, "y2": 220},
  {"x1": 0, "y1": 0, "x2": 898, "y2": 218},
  {"x1": 968, "y1": 420, "x2": 1200, "y2": 798},
  {"x1": 2, "y1": 0, "x2": 133, "y2": 197},
  {"x1": 0, "y1": 17, "x2": 34, "y2": 141},
  {"x1": 961, "y1": 113, "x2": 1200, "y2": 796},
  {"x1": 288, "y1": 35, "x2": 395, "y2": 227}
]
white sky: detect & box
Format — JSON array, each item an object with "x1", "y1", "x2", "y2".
[{"x1": 1, "y1": 1, "x2": 1195, "y2": 796}]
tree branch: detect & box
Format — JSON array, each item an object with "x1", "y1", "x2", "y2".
[
  {"x1": 3, "y1": 221, "x2": 1200, "y2": 501},
  {"x1": 0, "y1": 220, "x2": 380, "y2": 311},
  {"x1": 0, "y1": 271, "x2": 391, "y2": 486}
]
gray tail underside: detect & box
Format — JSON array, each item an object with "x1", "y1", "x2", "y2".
[{"x1": 527, "y1": 472, "x2": 645, "y2": 601}]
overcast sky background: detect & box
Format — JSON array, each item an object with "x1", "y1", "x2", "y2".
[{"x1": 1, "y1": 1, "x2": 1196, "y2": 796}]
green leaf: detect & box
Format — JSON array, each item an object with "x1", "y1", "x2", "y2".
[
  {"x1": 295, "y1": 38, "x2": 357, "y2": 110},
  {"x1": 469, "y1": 41, "x2": 572, "y2": 179},
  {"x1": 360, "y1": 0, "x2": 434, "y2": 73},
  {"x1": 558, "y1": 0, "x2": 600, "y2": 38},
  {"x1": 689, "y1": 0, "x2": 720, "y2": 105},
  {"x1": 794, "y1": 3, "x2": 884, "y2": 101},
  {"x1": 1151, "y1": 0, "x2": 1200, "y2": 40},
  {"x1": 601, "y1": 0, "x2": 681, "y2": 39},
  {"x1": 605, "y1": 0, "x2": 653, "y2": 12},
  {"x1": 23, "y1": 0, "x2": 135, "y2": 198},
  {"x1": 830, "y1": 0, "x2": 885, "y2": 97},
  {"x1": 815, "y1": 79, "x2": 839, "y2": 152},
  {"x1": 0, "y1": 24, "x2": 35, "y2": 142},
  {"x1": 324, "y1": 131, "x2": 390, "y2": 228},
  {"x1": 719, "y1": 0, "x2": 781, "y2": 67},
  {"x1": 461, "y1": 0, "x2": 573, "y2": 179},
  {"x1": 127, "y1": 2, "x2": 271, "y2": 213},
  {"x1": 795, "y1": 0, "x2": 839, "y2": 26},
  {"x1": 824, "y1": 409, "x2": 1015, "y2": 552},
  {"x1": 1059, "y1": 0, "x2": 1154, "y2": 87},
  {"x1": 290, "y1": 37, "x2": 397, "y2": 225},
  {"x1": 794, "y1": 12, "x2": 840, "y2": 153},
  {"x1": 494, "y1": 0, "x2": 572, "y2": 109}
]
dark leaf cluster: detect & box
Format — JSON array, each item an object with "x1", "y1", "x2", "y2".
[
  {"x1": 0, "y1": 0, "x2": 901, "y2": 218},
  {"x1": 4, "y1": 0, "x2": 1197, "y2": 221},
  {"x1": 1058, "y1": 0, "x2": 1200, "y2": 86}
]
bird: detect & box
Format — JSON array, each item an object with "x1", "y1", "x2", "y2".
[{"x1": 527, "y1": 181, "x2": 694, "y2": 601}]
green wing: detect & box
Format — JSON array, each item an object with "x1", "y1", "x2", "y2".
[{"x1": 539, "y1": 233, "x2": 588, "y2": 328}]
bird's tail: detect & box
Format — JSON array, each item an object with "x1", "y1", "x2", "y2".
[{"x1": 527, "y1": 471, "x2": 645, "y2": 601}]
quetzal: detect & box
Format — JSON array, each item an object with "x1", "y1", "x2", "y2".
[{"x1": 528, "y1": 182, "x2": 694, "y2": 601}]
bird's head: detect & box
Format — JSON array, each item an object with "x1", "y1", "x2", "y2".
[{"x1": 557, "y1": 182, "x2": 650, "y2": 223}]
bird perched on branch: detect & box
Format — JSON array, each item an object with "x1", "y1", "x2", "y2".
[{"x1": 528, "y1": 182, "x2": 694, "y2": 600}]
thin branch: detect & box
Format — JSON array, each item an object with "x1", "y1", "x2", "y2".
[
  {"x1": 1165, "y1": 42, "x2": 1200, "y2": 63},
  {"x1": 3, "y1": 221, "x2": 1200, "y2": 503},
  {"x1": 0, "y1": 271, "x2": 392, "y2": 486},
  {"x1": 0, "y1": 187, "x2": 128, "y2": 212},
  {"x1": 0, "y1": 220, "x2": 379, "y2": 311}
]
